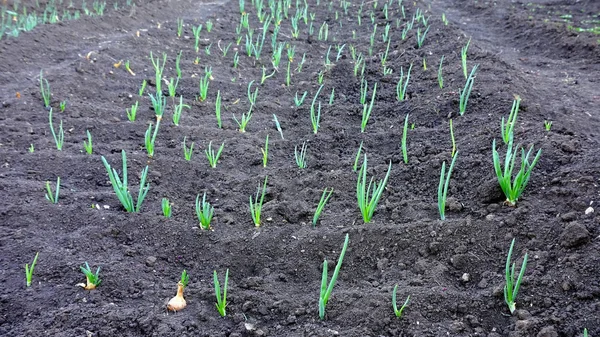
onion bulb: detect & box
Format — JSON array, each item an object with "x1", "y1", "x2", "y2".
[{"x1": 167, "y1": 281, "x2": 187, "y2": 312}]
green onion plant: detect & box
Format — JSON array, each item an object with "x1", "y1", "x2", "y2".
[
  {"x1": 438, "y1": 151, "x2": 458, "y2": 220},
  {"x1": 45, "y1": 177, "x2": 60, "y2": 204},
  {"x1": 183, "y1": 136, "x2": 194, "y2": 161},
  {"x1": 39, "y1": 70, "x2": 51, "y2": 108},
  {"x1": 126, "y1": 101, "x2": 139, "y2": 121},
  {"x1": 353, "y1": 141, "x2": 364, "y2": 172},
  {"x1": 396, "y1": 64, "x2": 413, "y2": 101},
  {"x1": 214, "y1": 269, "x2": 229, "y2": 317},
  {"x1": 25, "y1": 252, "x2": 39, "y2": 287},
  {"x1": 215, "y1": 90, "x2": 222, "y2": 128},
  {"x1": 173, "y1": 96, "x2": 190, "y2": 126},
  {"x1": 273, "y1": 114, "x2": 284, "y2": 140},
  {"x1": 492, "y1": 138, "x2": 542, "y2": 206},
  {"x1": 101, "y1": 150, "x2": 149, "y2": 213},
  {"x1": 361, "y1": 82, "x2": 377, "y2": 132},
  {"x1": 504, "y1": 238, "x2": 528, "y2": 314},
  {"x1": 162, "y1": 198, "x2": 172, "y2": 217},
  {"x1": 313, "y1": 188, "x2": 333, "y2": 227},
  {"x1": 392, "y1": 285, "x2": 410, "y2": 318},
  {"x1": 249, "y1": 176, "x2": 268, "y2": 227},
  {"x1": 319, "y1": 233, "x2": 349, "y2": 320},
  {"x1": 461, "y1": 38, "x2": 471, "y2": 79},
  {"x1": 295, "y1": 141, "x2": 308, "y2": 168},
  {"x1": 437, "y1": 55, "x2": 444, "y2": 89},
  {"x1": 84, "y1": 130, "x2": 93, "y2": 154},
  {"x1": 261, "y1": 134, "x2": 269, "y2": 167},
  {"x1": 205, "y1": 141, "x2": 225, "y2": 168},
  {"x1": 48, "y1": 108, "x2": 64, "y2": 150},
  {"x1": 80, "y1": 262, "x2": 101, "y2": 288},
  {"x1": 401, "y1": 114, "x2": 409, "y2": 163},
  {"x1": 357, "y1": 156, "x2": 392, "y2": 223},
  {"x1": 459, "y1": 64, "x2": 479, "y2": 116},
  {"x1": 149, "y1": 51, "x2": 167, "y2": 94},
  {"x1": 195, "y1": 192, "x2": 214, "y2": 230}
]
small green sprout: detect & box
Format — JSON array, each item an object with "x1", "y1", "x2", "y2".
[
  {"x1": 192, "y1": 24, "x2": 203, "y2": 52},
  {"x1": 48, "y1": 108, "x2": 64, "y2": 151},
  {"x1": 438, "y1": 152, "x2": 459, "y2": 220},
  {"x1": 39, "y1": 70, "x2": 51, "y2": 108},
  {"x1": 249, "y1": 176, "x2": 268, "y2": 227},
  {"x1": 459, "y1": 64, "x2": 479, "y2": 116},
  {"x1": 183, "y1": 136, "x2": 194, "y2": 161},
  {"x1": 29, "y1": 144, "x2": 35, "y2": 153},
  {"x1": 101, "y1": 150, "x2": 150, "y2": 213},
  {"x1": 167, "y1": 77, "x2": 179, "y2": 98},
  {"x1": 294, "y1": 91, "x2": 308, "y2": 107},
  {"x1": 416, "y1": 25, "x2": 430, "y2": 48},
  {"x1": 319, "y1": 233, "x2": 349, "y2": 320},
  {"x1": 195, "y1": 192, "x2": 214, "y2": 230},
  {"x1": 205, "y1": 141, "x2": 225, "y2": 168},
  {"x1": 206, "y1": 20, "x2": 213, "y2": 32},
  {"x1": 357, "y1": 155, "x2": 392, "y2": 223},
  {"x1": 162, "y1": 198, "x2": 172, "y2": 217},
  {"x1": 126, "y1": 101, "x2": 139, "y2": 122},
  {"x1": 198, "y1": 67, "x2": 211, "y2": 101},
  {"x1": 401, "y1": 114, "x2": 409, "y2": 164},
  {"x1": 215, "y1": 90, "x2": 222, "y2": 128},
  {"x1": 176, "y1": 18, "x2": 184, "y2": 37},
  {"x1": 313, "y1": 188, "x2": 333, "y2": 227},
  {"x1": 83, "y1": 130, "x2": 93, "y2": 155},
  {"x1": 392, "y1": 285, "x2": 410, "y2": 318},
  {"x1": 504, "y1": 238, "x2": 528, "y2": 314},
  {"x1": 492, "y1": 138, "x2": 542, "y2": 206},
  {"x1": 583, "y1": 328, "x2": 588, "y2": 337},
  {"x1": 247, "y1": 80, "x2": 259, "y2": 106},
  {"x1": 79, "y1": 262, "x2": 101, "y2": 290},
  {"x1": 175, "y1": 51, "x2": 182, "y2": 78},
  {"x1": 450, "y1": 119, "x2": 456, "y2": 157},
  {"x1": 261, "y1": 65, "x2": 277, "y2": 84},
  {"x1": 461, "y1": 38, "x2": 471, "y2": 79},
  {"x1": 214, "y1": 269, "x2": 229, "y2": 317},
  {"x1": 272, "y1": 114, "x2": 284, "y2": 140},
  {"x1": 149, "y1": 51, "x2": 167, "y2": 94},
  {"x1": 45, "y1": 177, "x2": 60, "y2": 204},
  {"x1": 310, "y1": 85, "x2": 325, "y2": 134},
  {"x1": 59, "y1": 100, "x2": 67, "y2": 112},
  {"x1": 361, "y1": 82, "x2": 378, "y2": 132},
  {"x1": 233, "y1": 107, "x2": 253, "y2": 132},
  {"x1": 502, "y1": 96, "x2": 521, "y2": 144},
  {"x1": 295, "y1": 141, "x2": 308, "y2": 169},
  {"x1": 544, "y1": 120, "x2": 553, "y2": 131},
  {"x1": 25, "y1": 252, "x2": 39, "y2": 287},
  {"x1": 438, "y1": 55, "x2": 445, "y2": 89},
  {"x1": 125, "y1": 60, "x2": 135, "y2": 76},
  {"x1": 173, "y1": 96, "x2": 190, "y2": 126},
  {"x1": 261, "y1": 135, "x2": 269, "y2": 168},
  {"x1": 396, "y1": 63, "x2": 413, "y2": 101}
]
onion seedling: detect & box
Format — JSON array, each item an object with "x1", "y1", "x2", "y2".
[
  {"x1": 25, "y1": 252, "x2": 39, "y2": 287},
  {"x1": 294, "y1": 91, "x2": 308, "y2": 107},
  {"x1": 459, "y1": 64, "x2": 479, "y2": 116},
  {"x1": 295, "y1": 141, "x2": 308, "y2": 168},
  {"x1": 261, "y1": 66, "x2": 276, "y2": 84},
  {"x1": 504, "y1": 238, "x2": 528, "y2": 314},
  {"x1": 353, "y1": 141, "x2": 364, "y2": 172},
  {"x1": 45, "y1": 177, "x2": 60, "y2": 204},
  {"x1": 39, "y1": 70, "x2": 51, "y2": 108},
  {"x1": 583, "y1": 328, "x2": 588, "y2": 337},
  {"x1": 357, "y1": 155, "x2": 392, "y2": 223},
  {"x1": 261, "y1": 135, "x2": 269, "y2": 167},
  {"x1": 272, "y1": 114, "x2": 284, "y2": 140},
  {"x1": 544, "y1": 120, "x2": 552, "y2": 131},
  {"x1": 401, "y1": 114, "x2": 409, "y2": 163},
  {"x1": 233, "y1": 52, "x2": 239, "y2": 68},
  {"x1": 396, "y1": 63, "x2": 413, "y2": 101},
  {"x1": 149, "y1": 51, "x2": 167, "y2": 94},
  {"x1": 83, "y1": 130, "x2": 93, "y2": 154},
  {"x1": 461, "y1": 38, "x2": 471, "y2": 79},
  {"x1": 214, "y1": 269, "x2": 229, "y2": 317},
  {"x1": 126, "y1": 101, "x2": 139, "y2": 121},
  {"x1": 172, "y1": 96, "x2": 190, "y2": 126},
  {"x1": 198, "y1": 68, "x2": 211, "y2": 101},
  {"x1": 77, "y1": 262, "x2": 101, "y2": 290},
  {"x1": 319, "y1": 233, "x2": 349, "y2": 320},
  {"x1": 167, "y1": 270, "x2": 189, "y2": 312},
  {"x1": 167, "y1": 77, "x2": 179, "y2": 98},
  {"x1": 195, "y1": 192, "x2": 214, "y2": 230},
  {"x1": 101, "y1": 150, "x2": 150, "y2": 213},
  {"x1": 329, "y1": 88, "x2": 335, "y2": 105},
  {"x1": 48, "y1": 108, "x2": 64, "y2": 150},
  {"x1": 416, "y1": 25, "x2": 430, "y2": 48},
  {"x1": 313, "y1": 188, "x2": 333, "y2": 227},
  {"x1": 183, "y1": 136, "x2": 194, "y2": 161},
  {"x1": 501, "y1": 95, "x2": 520, "y2": 144},
  {"x1": 215, "y1": 90, "x2": 222, "y2": 128},
  {"x1": 139, "y1": 80, "x2": 147, "y2": 96},
  {"x1": 233, "y1": 107, "x2": 253, "y2": 132},
  {"x1": 492, "y1": 138, "x2": 541, "y2": 207},
  {"x1": 249, "y1": 176, "x2": 268, "y2": 227},
  {"x1": 205, "y1": 141, "x2": 225, "y2": 168},
  {"x1": 162, "y1": 198, "x2": 172, "y2": 217},
  {"x1": 176, "y1": 18, "x2": 183, "y2": 37},
  {"x1": 392, "y1": 285, "x2": 410, "y2": 318},
  {"x1": 438, "y1": 55, "x2": 444, "y2": 89},
  {"x1": 247, "y1": 80, "x2": 259, "y2": 107},
  {"x1": 29, "y1": 144, "x2": 35, "y2": 153},
  {"x1": 59, "y1": 100, "x2": 67, "y2": 112},
  {"x1": 205, "y1": 43, "x2": 212, "y2": 55},
  {"x1": 450, "y1": 119, "x2": 456, "y2": 157},
  {"x1": 296, "y1": 53, "x2": 306, "y2": 73},
  {"x1": 438, "y1": 151, "x2": 458, "y2": 220},
  {"x1": 361, "y1": 82, "x2": 377, "y2": 133},
  {"x1": 192, "y1": 24, "x2": 203, "y2": 52},
  {"x1": 125, "y1": 60, "x2": 135, "y2": 76}
]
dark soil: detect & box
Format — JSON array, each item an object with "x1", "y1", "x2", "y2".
[{"x1": 1, "y1": 0, "x2": 599, "y2": 336}]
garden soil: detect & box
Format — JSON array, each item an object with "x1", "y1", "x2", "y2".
[{"x1": 1, "y1": 0, "x2": 599, "y2": 336}]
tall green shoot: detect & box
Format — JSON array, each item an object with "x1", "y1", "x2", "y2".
[
  {"x1": 438, "y1": 151, "x2": 458, "y2": 220},
  {"x1": 357, "y1": 156, "x2": 392, "y2": 223},
  {"x1": 319, "y1": 233, "x2": 350, "y2": 320},
  {"x1": 504, "y1": 238, "x2": 528, "y2": 314}
]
